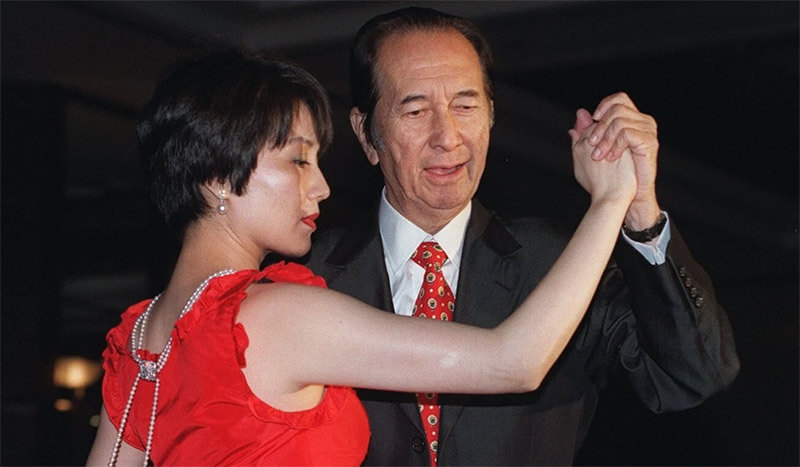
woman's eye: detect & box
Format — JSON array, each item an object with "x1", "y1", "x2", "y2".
[{"x1": 293, "y1": 159, "x2": 310, "y2": 167}]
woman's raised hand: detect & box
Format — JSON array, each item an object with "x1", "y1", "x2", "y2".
[{"x1": 569, "y1": 108, "x2": 637, "y2": 208}]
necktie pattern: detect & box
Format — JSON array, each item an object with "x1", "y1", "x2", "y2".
[{"x1": 411, "y1": 241, "x2": 454, "y2": 466}]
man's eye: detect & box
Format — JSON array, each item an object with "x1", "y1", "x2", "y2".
[
  {"x1": 404, "y1": 107, "x2": 430, "y2": 117},
  {"x1": 293, "y1": 159, "x2": 310, "y2": 167}
]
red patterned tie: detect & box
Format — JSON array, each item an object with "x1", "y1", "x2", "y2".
[{"x1": 411, "y1": 241, "x2": 454, "y2": 466}]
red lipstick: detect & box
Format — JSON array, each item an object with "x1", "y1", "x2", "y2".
[{"x1": 302, "y1": 213, "x2": 319, "y2": 230}]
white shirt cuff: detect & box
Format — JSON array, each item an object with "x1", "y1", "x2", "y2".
[{"x1": 620, "y1": 212, "x2": 671, "y2": 265}]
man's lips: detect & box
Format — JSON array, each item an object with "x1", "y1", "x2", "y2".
[
  {"x1": 302, "y1": 213, "x2": 319, "y2": 229},
  {"x1": 424, "y1": 163, "x2": 465, "y2": 177}
]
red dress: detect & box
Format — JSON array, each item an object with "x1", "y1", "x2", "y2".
[{"x1": 101, "y1": 262, "x2": 370, "y2": 466}]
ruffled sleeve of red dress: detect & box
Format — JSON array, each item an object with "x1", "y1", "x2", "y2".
[
  {"x1": 258, "y1": 260, "x2": 327, "y2": 288},
  {"x1": 100, "y1": 299, "x2": 151, "y2": 450}
]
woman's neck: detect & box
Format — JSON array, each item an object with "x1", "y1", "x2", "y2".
[{"x1": 165, "y1": 220, "x2": 264, "y2": 294}]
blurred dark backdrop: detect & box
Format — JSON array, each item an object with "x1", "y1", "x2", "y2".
[{"x1": 2, "y1": 1, "x2": 797, "y2": 465}]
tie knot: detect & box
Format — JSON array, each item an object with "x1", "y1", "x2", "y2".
[{"x1": 412, "y1": 241, "x2": 448, "y2": 270}]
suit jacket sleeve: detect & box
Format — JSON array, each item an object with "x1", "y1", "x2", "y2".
[{"x1": 585, "y1": 219, "x2": 740, "y2": 413}]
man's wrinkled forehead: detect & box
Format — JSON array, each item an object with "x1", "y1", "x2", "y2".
[{"x1": 373, "y1": 29, "x2": 487, "y2": 103}]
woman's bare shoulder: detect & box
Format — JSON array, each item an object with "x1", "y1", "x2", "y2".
[{"x1": 239, "y1": 281, "x2": 301, "y2": 319}]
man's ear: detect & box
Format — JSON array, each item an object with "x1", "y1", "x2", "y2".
[{"x1": 349, "y1": 107, "x2": 380, "y2": 166}]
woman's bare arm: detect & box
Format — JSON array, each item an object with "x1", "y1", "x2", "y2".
[
  {"x1": 86, "y1": 405, "x2": 146, "y2": 466},
  {"x1": 238, "y1": 129, "x2": 635, "y2": 398}
]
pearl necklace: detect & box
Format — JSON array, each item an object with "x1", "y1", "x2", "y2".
[{"x1": 108, "y1": 269, "x2": 237, "y2": 467}]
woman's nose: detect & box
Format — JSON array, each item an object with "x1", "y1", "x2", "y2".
[{"x1": 309, "y1": 167, "x2": 330, "y2": 201}]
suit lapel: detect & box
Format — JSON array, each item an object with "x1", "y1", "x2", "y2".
[
  {"x1": 323, "y1": 208, "x2": 395, "y2": 314},
  {"x1": 440, "y1": 201, "x2": 525, "y2": 446},
  {"x1": 452, "y1": 201, "x2": 524, "y2": 327}
]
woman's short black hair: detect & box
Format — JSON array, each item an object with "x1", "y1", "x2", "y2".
[
  {"x1": 138, "y1": 50, "x2": 333, "y2": 236},
  {"x1": 350, "y1": 7, "x2": 494, "y2": 148}
]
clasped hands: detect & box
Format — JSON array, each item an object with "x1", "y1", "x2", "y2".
[{"x1": 568, "y1": 92, "x2": 662, "y2": 230}]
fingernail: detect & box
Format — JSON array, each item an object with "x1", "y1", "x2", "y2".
[
  {"x1": 590, "y1": 134, "x2": 599, "y2": 144},
  {"x1": 592, "y1": 147, "x2": 602, "y2": 158}
]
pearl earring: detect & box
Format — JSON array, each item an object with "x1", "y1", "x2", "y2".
[{"x1": 216, "y1": 190, "x2": 228, "y2": 215}]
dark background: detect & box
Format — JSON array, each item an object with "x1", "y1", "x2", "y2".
[{"x1": 2, "y1": 1, "x2": 797, "y2": 465}]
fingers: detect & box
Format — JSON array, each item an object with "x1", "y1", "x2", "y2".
[
  {"x1": 568, "y1": 128, "x2": 580, "y2": 146},
  {"x1": 588, "y1": 96, "x2": 657, "y2": 161},
  {"x1": 591, "y1": 91, "x2": 638, "y2": 121},
  {"x1": 574, "y1": 108, "x2": 594, "y2": 133},
  {"x1": 593, "y1": 119, "x2": 658, "y2": 161},
  {"x1": 569, "y1": 108, "x2": 594, "y2": 145},
  {"x1": 570, "y1": 123, "x2": 597, "y2": 162},
  {"x1": 611, "y1": 125, "x2": 659, "y2": 161},
  {"x1": 570, "y1": 92, "x2": 650, "y2": 207}
]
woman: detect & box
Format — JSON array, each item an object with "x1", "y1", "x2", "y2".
[{"x1": 86, "y1": 50, "x2": 635, "y2": 466}]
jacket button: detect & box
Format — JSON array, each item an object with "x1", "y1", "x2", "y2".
[
  {"x1": 689, "y1": 286, "x2": 698, "y2": 298},
  {"x1": 683, "y1": 277, "x2": 693, "y2": 288},
  {"x1": 695, "y1": 296, "x2": 704, "y2": 308},
  {"x1": 678, "y1": 266, "x2": 687, "y2": 277},
  {"x1": 411, "y1": 437, "x2": 426, "y2": 453}
]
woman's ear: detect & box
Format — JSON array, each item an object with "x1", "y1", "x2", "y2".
[{"x1": 349, "y1": 107, "x2": 380, "y2": 166}]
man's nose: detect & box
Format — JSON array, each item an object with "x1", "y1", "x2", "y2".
[{"x1": 429, "y1": 109, "x2": 462, "y2": 152}]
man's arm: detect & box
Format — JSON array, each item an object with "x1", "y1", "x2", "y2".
[
  {"x1": 571, "y1": 92, "x2": 739, "y2": 411},
  {"x1": 606, "y1": 223, "x2": 740, "y2": 412}
]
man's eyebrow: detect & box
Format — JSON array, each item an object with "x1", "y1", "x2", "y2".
[
  {"x1": 399, "y1": 94, "x2": 426, "y2": 105},
  {"x1": 454, "y1": 89, "x2": 481, "y2": 98}
]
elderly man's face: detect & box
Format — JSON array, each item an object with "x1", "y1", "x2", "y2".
[{"x1": 359, "y1": 29, "x2": 493, "y2": 233}]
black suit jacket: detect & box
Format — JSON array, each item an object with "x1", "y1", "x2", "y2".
[{"x1": 303, "y1": 200, "x2": 739, "y2": 465}]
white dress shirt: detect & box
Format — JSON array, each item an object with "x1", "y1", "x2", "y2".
[
  {"x1": 378, "y1": 190, "x2": 471, "y2": 316},
  {"x1": 377, "y1": 189, "x2": 671, "y2": 317}
]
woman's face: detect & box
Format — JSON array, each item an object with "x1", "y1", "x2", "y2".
[{"x1": 227, "y1": 104, "x2": 330, "y2": 258}]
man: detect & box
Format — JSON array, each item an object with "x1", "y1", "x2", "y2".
[{"x1": 305, "y1": 7, "x2": 739, "y2": 465}]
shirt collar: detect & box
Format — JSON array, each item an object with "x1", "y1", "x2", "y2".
[{"x1": 378, "y1": 188, "x2": 471, "y2": 276}]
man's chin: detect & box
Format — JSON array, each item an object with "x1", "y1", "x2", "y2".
[
  {"x1": 423, "y1": 191, "x2": 474, "y2": 213},
  {"x1": 418, "y1": 197, "x2": 472, "y2": 222}
]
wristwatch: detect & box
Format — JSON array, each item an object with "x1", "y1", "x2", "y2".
[{"x1": 623, "y1": 211, "x2": 667, "y2": 242}]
